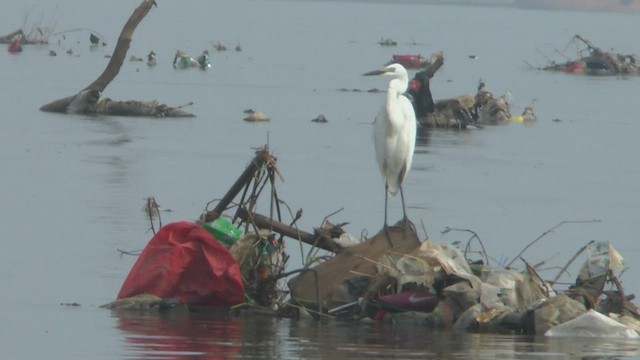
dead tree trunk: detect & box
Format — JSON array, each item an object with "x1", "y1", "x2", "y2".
[{"x1": 39, "y1": 0, "x2": 194, "y2": 118}]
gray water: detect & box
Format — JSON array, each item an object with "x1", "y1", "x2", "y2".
[{"x1": 1, "y1": 0, "x2": 640, "y2": 358}]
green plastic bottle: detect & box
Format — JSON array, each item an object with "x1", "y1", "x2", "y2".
[{"x1": 203, "y1": 218, "x2": 243, "y2": 248}]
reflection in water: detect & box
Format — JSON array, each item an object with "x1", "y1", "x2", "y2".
[
  {"x1": 415, "y1": 126, "x2": 432, "y2": 150},
  {"x1": 113, "y1": 311, "x2": 640, "y2": 359},
  {"x1": 115, "y1": 311, "x2": 292, "y2": 359},
  {"x1": 116, "y1": 310, "x2": 244, "y2": 359},
  {"x1": 415, "y1": 127, "x2": 478, "y2": 153}
]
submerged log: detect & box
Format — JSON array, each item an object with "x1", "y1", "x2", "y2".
[
  {"x1": 39, "y1": 0, "x2": 193, "y2": 117},
  {"x1": 94, "y1": 98, "x2": 194, "y2": 117}
]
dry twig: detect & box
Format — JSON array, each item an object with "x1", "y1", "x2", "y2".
[{"x1": 506, "y1": 219, "x2": 601, "y2": 269}]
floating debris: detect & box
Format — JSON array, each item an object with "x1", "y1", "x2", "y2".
[
  {"x1": 214, "y1": 41, "x2": 227, "y2": 51},
  {"x1": 378, "y1": 37, "x2": 397, "y2": 46},
  {"x1": 7, "y1": 39, "x2": 22, "y2": 53},
  {"x1": 311, "y1": 114, "x2": 328, "y2": 123},
  {"x1": 173, "y1": 49, "x2": 211, "y2": 70},
  {"x1": 511, "y1": 106, "x2": 537, "y2": 123},
  {"x1": 89, "y1": 33, "x2": 100, "y2": 46},
  {"x1": 60, "y1": 302, "x2": 81, "y2": 307},
  {"x1": 147, "y1": 50, "x2": 156, "y2": 66},
  {"x1": 407, "y1": 53, "x2": 537, "y2": 128},
  {"x1": 385, "y1": 54, "x2": 428, "y2": 69},
  {"x1": 243, "y1": 109, "x2": 270, "y2": 122}
]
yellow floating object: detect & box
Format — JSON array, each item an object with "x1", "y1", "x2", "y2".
[{"x1": 511, "y1": 115, "x2": 524, "y2": 123}]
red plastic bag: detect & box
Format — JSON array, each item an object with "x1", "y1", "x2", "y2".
[{"x1": 117, "y1": 221, "x2": 245, "y2": 306}]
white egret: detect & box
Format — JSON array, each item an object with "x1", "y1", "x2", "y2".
[{"x1": 364, "y1": 63, "x2": 417, "y2": 230}]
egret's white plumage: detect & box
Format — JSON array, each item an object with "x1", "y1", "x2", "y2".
[{"x1": 365, "y1": 63, "x2": 416, "y2": 226}]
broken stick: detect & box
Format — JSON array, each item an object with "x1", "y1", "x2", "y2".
[{"x1": 236, "y1": 207, "x2": 339, "y2": 253}]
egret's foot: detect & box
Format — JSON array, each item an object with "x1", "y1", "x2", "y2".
[{"x1": 383, "y1": 225, "x2": 394, "y2": 248}]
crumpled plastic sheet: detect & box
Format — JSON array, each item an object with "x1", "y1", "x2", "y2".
[{"x1": 545, "y1": 309, "x2": 640, "y2": 338}]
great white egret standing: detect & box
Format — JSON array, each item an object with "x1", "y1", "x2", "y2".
[{"x1": 364, "y1": 63, "x2": 417, "y2": 233}]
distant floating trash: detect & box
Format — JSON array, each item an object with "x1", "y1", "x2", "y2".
[
  {"x1": 147, "y1": 50, "x2": 156, "y2": 66},
  {"x1": 243, "y1": 109, "x2": 270, "y2": 122},
  {"x1": 214, "y1": 41, "x2": 227, "y2": 51},
  {"x1": 7, "y1": 39, "x2": 22, "y2": 53},
  {"x1": 90, "y1": 33, "x2": 100, "y2": 46},
  {"x1": 311, "y1": 114, "x2": 328, "y2": 123},
  {"x1": 386, "y1": 54, "x2": 429, "y2": 69},
  {"x1": 511, "y1": 106, "x2": 537, "y2": 123},
  {"x1": 173, "y1": 49, "x2": 211, "y2": 70},
  {"x1": 537, "y1": 34, "x2": 639, "y2": 76},
  {"x1": 378, "y1": 37, "x2": 397, "y2": 46}
]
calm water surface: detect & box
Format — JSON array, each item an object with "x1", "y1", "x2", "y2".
[{"x1": 1, "y1": 0, "x2": 639, "y2": 358}]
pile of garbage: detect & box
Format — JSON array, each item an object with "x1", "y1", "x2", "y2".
[
  {"x1": 538, "y1": 34, "x2": 639, "y2": 76},
  {"x1": 288, "y1": 228, "x2": 640, "y2": 337},
  {"x1": 103, "y1": 147, "x2": 640, "y2": 338}
]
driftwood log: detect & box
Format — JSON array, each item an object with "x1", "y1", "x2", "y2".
[{"x1": 39, "y1": 0, "x2": 194, "y2": 117}]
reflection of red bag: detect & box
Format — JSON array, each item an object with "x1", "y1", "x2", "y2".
[{"x1": 117, "y1": 221, "x2": 245, "y2": 306}]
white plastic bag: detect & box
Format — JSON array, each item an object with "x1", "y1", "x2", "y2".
[{"x1": 545, "y1": 309, "x2": 640, "y2": 338}]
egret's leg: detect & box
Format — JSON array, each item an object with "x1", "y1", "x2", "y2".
[
  {"x1": 400, "y1": 185, "x2": 408, "y2": 221},
  {"x1": 400, "y1": 185, "x2": 409, "y2": 237},
  {"x1": 384, "y1": 183, "x2": 389, "y2": 227},
  {"x1": 384, "y1": 183, "x2": 393, "y2": 247}
]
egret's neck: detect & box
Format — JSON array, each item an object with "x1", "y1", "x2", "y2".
[{"x1": 386, "y1": 78, "x2": 407, "y2": 117}]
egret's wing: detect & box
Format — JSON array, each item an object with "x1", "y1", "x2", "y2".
[{"x1": 399, "y1": 96, "x2": 417, "y2": 183}]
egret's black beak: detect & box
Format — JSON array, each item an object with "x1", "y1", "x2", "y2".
[{"x1": 363, "y1": 69, "x2": 387, "y2": 76}]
